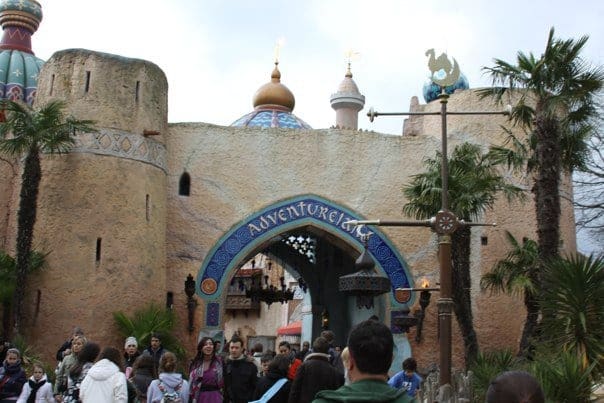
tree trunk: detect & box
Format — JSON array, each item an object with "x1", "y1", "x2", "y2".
[
  {"x1": 12, "y1": 148, "x2": 41, "y2": 336},
  {"x1": 451, "y1": 225, "x2": 479, "y2": 367},
  {"x1": 533, "y1": 114, "x2": 561, "y2": 263},
  {"x1": 2, "y1": 301, "x2": 11, "y2": 341},
  {"x1": 518, "y1": 288, "x2": 539, "y2": 358},
  {"x1": 533, "y1": 113, "x2": 561, "y2": 340}
]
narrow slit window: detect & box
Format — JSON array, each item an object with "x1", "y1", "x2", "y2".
[
  {"x1": 135, "y1": 80, "x2": 140, "y2": 102},
  {"x1": 95, "y1": 237, "x2": 102, "y2": 262},
  {"x1": 146, "y1": 194, "x2": 150, "y2": 222},
  {"x1": 166, "y1": 292, "x2": 174, "y2": 310},
  {"x1": 481, "y1": 236, "x2": 488, "y2": 246},
  {"x1": 49, "y1": 74, "x2": 55, "y2": 96},
  {"x1": 179, "y1": 172, "x2": 191, "y2": 196},
  {"x1": 85, "y1": 71, "x2": 91, "y2": 93}
]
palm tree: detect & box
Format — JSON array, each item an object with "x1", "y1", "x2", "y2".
[
  {"x1": 480, "y1": 28, "x2": 604, "y2": 265},
  {"x1": 480, "y1": 231, "x2": 539, "y2": 357},
  {"x1": 0, "y1": 250, "x2": 48, "y2": 341},
  {"x1": 403, "y1": 142, "x2": 523, "y2": 366},
  {"x1": 540, "y1": 254, "x2": 604, "y2": 374},
  {"x1": 0, "y1": 100, "x2": 95, "y2": 336}
]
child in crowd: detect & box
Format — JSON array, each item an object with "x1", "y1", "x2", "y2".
[
  {"x1": 387, "y1": 357, "x2": 422, "y2": 398},
  {"x1": 0, "y1": 348, "x2": 27, "y2": 401},
  {"x1": 17, "y1": 363, "x2": 54, "y2": 403}
]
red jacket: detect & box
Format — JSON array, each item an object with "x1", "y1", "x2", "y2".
[{"x1": 287, "y1": 358, "x2": 302, "y2": 381}]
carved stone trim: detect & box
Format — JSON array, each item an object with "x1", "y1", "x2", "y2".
[{"x1": 70, "y1": 129, "x2": 167, "y2": 173}]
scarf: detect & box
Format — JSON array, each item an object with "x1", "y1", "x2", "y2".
[{"x1": 27, "y1": 379, "x2": 46, "y2": 403}]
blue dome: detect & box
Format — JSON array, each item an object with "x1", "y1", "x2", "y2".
[
  {"x1": 231, "y1": 108, "x2": 311, "y2": 129},
  {"x1": 423, "y1": 73, "x2": 469, "y2": 103},
  {"x1": 0, "y1": 49, "x2": 44, "y2": 104},
  {"x1": 0, "y1": 0, "x2": 44, "y2": 105}
]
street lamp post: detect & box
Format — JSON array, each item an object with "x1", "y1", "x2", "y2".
[{"x1": 346, "y1": 50, "x2": 507, "y2": 397}]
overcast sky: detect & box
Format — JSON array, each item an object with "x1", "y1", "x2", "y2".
[
  {"x1": 32, "y1": 0, "x2": 604, "y2": 135},
  {"x1": 30, "y1": 0, "x2": 603, "y2": 253}
]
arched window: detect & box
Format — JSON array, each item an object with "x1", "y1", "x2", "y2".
[{"x1": 179, "y1": 172, "x2": 190, "y2": 196}]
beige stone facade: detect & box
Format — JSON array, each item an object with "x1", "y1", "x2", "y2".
[{"x1": 0, "y1": 49, "x2": 576, "y2": 372}]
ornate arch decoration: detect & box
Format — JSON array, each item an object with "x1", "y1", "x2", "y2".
[{"x1": 196, "y1": 195, "x2": 413, "y2": 327}]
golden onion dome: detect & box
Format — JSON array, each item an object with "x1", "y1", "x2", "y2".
[{"x1": 252, "y1": 62, "x2": 295, "y2": 111}]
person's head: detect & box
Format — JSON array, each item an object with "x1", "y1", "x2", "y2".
[
  {"x1": 302, "y1": 341, "x2": 310, "y2": 351},
  {"x1": 70, "y1": 342, "x2": 100, "y2": 378},
  {"x1": 347, "y1": 319, "x2": 393, "y2": 377},
  {"x1": 124, "y1": 336, "x2": 138, "y2": 356},
  {"x1": 149, "y1": 333, "x2": 162, "y2": 350},
  {"x1": 99, "y1": 346, "x2": 125, "y2": 372},
  {"x1": 278, "y1": 340, "x2": 291, "y2": 355},
  {"x1": 312, "y1": 337, "x2": 329, "y2": 354},
  {"x1": 197, "y1": 337, "x2": 215, "y2": 359},
  {"x1": 320, "y1": 330, "x2": 335, "y2": 346},
  {"x1": 32, "y1": 363, "x2": 45, "y2": 381},
  {"x1": 159, "y1": 351, "x2": 178, "y2": 373},
  {"x1": 5, "y1": 348, "x2": 21, "y2": 365},
  {"x1": 214, "y1": 340, "x2": 222, "y2": 352},
  {"x1": 71, "y1": 335, "x2": 87, "y2": 354},
  {"x1": 72, "y1": 327, "x2": 84, "y2": 339},
  {"x1": 402, "y1": 357, "x2": 417, "y2": 375},
  {"x1": 229, "y1": 335, "x2": 244, "y2": 359},
  {"x1": 260, "y1": 352, "x2": 273, "y2": 374},
  {"x1": 486, "y1": 371, "x2": 545, "y2": 403},
  {"x1": 268, "y1": 354, "x2": 290, "y2": 377},
  {"x1": 132, "y1": 354, "x2": 157, "y2": 379},
  {"x1": 78, "y1": 342, "x2": 100, "y2": 364},
  {"x1": 252, "y1": 342, "x2": 263, "y2": 354}
]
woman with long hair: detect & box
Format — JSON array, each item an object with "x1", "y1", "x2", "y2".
[
  {"x1": 63, "y1": 342, "x2": 100, "y2": 403},
  {"x1": 188, "y1": 338, "x2": 224, "y2": 403},
  {"x1": 54, "y1": 335, "x2": 87, "y2": 401},
  {"x1": 80, "y1": 346, "x2": 128, "y2": 402},
  {"x1": 130, "y1": 355, "x2": 157, "y2": 402}
]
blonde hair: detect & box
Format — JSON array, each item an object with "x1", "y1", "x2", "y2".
[{"x1": 341, "y1": 347, "x2": 350, "y2": 366}]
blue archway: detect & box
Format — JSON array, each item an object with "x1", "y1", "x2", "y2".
[{"x1": 196, "y1": 195, "x2": 413, "y2": 327}]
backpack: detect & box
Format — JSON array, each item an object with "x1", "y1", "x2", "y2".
[{"x1": 157, "y1": 379, "x2": 183, "y2": 403}]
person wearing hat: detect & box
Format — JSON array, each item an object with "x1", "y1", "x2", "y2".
[{"x1": 123, "y1": 336, "x2": 140, "y2": 379}]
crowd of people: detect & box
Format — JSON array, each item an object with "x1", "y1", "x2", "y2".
[{"x1": 0, "y1": 321, "x2": 547, "y2": 403}]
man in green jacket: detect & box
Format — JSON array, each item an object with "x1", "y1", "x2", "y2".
[{"x1": 313, "y1": 319, "x2": 415, "y2": 403}]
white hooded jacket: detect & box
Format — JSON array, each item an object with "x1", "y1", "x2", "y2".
[{"x1": 79, "y1": 358, "x2": 127, "y2": 403}]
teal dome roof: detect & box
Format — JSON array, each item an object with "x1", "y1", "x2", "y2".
[
  {"x1": 423, "y1": 73, "x2": 469, "y2": 103},
  {"x1": 0, "y1": 0, "x2": 44, "y2": 105}
]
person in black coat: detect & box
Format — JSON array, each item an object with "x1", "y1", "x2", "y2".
[
  {"x1": 0, "y1": 348, "x2": 27, "y2": 401},
  {"x1": 252, "y1": 354, "x2": 291, "y2": 403},
  {"x1": 288, "y1": 337, "x2": 344, "y2": 403},
  {"x1": 223, "y1": 335, "x2": 257, "y2": 403}
]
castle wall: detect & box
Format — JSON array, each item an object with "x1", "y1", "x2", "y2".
[
  {"x1": 164, "y1": 89, "x2": 576, "y2": 370},
  {"x1": 0, "y1": 44, "x2": 578, "y2": 372},
  {"x1": 15, "y1": 49, "x2": 170, "y2": 360}
]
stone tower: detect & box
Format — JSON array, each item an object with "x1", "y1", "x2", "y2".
[
  {"x1": 28, "y1": 49, "x2": 169, "y2": 348},
  {"x1": 330, "y1": 64, "x2": 365, "y2": 130}
]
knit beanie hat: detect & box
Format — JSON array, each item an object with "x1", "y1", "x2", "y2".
[{"x1": 125, "y1": 336, "x2": 138, "y2": 349}]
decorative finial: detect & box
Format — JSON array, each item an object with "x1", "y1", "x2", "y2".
[
  {"x1": 274, "y1": 37, "x2": 285, "y2": 63},
  {"x1": 344, "y1": 49, "x2": 360, "y2": 77},
  {"x1": 425, "y1": 48, "x2": 460, "y2": 87}
]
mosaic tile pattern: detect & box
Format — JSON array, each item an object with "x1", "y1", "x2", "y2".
[
  {"x1": 70, "y1": 128, "x2": 167, "y2": 172},
  {"x1": 0, "y1": 49, "x2": 44, "y2": 105},
  {"x1": 231, "y1": 109, "x2": 312, "y2": 129},
  {"x1": 197, "y1": 195, "x2": 412, "y2": 307}
]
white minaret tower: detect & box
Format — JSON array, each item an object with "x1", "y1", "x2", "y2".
[{"x1": 330, "y1": 62, "x2": 365, "y2": 130}]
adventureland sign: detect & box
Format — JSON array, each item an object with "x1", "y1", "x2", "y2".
[{"x1": 246, "y1": 199, "x2": 371, "y2": 239}]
